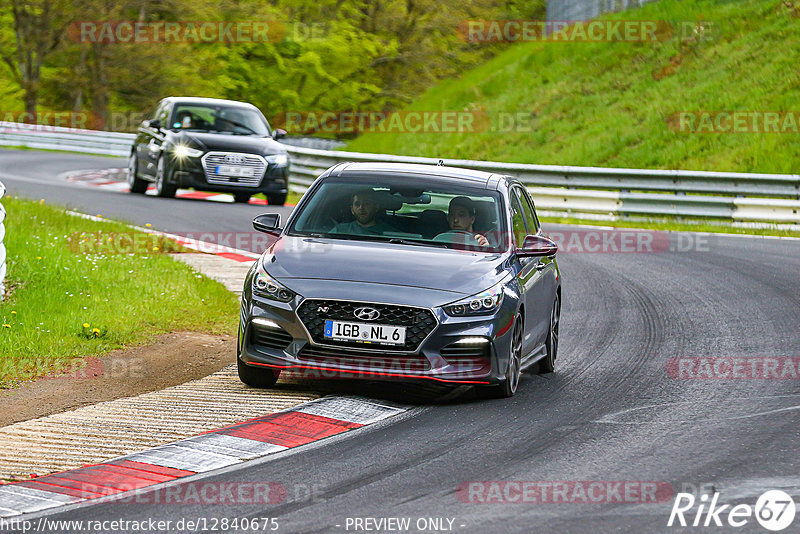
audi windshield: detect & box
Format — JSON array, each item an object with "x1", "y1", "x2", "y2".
[{"x1": 168, "y1": 103, "x2": 271, "y2": 136}]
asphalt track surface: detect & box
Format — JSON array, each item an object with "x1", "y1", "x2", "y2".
[{"x1": 2, "y1": 148, "x2": 800, "y2": 533}]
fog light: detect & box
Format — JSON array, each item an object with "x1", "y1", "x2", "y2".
[
  {"x1": 252, "y1": 317, "x2": 281, "y2": 328},
  {"x1": 453, "y1": 337, "x2": 490, "y2": 345}
]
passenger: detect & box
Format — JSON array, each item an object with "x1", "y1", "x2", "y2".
[
  {"x1": 331, "y1": 190, "x2": 396, "y2": 235},
  {"x1": 434, "y1": 196, "x2": 490, "y2": 247}
]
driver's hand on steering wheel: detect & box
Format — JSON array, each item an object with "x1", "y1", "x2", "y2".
[{"x1": 475, "y1": 234, "x2": 489, "y2": 246}]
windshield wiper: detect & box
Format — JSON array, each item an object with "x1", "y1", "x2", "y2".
[
  {"x1": 216, "y1": 117, "x2": 257, "y2": 135},
  {"x1": 293, "y1": 233, "x2": 448, "y2": 248},
  {"x1": 387, "y1": 238, "x2": 448, "y2": 248}
]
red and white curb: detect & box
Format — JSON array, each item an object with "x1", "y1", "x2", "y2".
[
  {"x1": 63, "y1": 168, "x2": 294, "y2": 207},
  {"x1": 66, "y1": 210, "x2": 261, "y2": 264},
  {"x1": 0, "y1": 396, "x2": 407, "y2": 517}
]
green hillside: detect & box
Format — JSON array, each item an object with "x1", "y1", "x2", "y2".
[{"x1": 346, "y1": 0, "x2": 800, "y2": 174}]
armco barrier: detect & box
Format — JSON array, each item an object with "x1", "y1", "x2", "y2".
[
  {"x1": 0, "y1": 122, "x2": 798, "y2": 223},
  {"x1": 0, "y1": 180, "x2": 6, "y2": 300}
]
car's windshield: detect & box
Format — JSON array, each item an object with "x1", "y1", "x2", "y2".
[
  {"x1": 168, "y1": 103, "x2": 270, "y2": 136},
  {"x1": 289, "y1": 178, "x2": 507, "y2": 252}
]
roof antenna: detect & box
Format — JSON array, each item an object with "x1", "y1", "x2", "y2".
[{"x1": 437, "y1": 159, "x2": 444, "y2": 166}]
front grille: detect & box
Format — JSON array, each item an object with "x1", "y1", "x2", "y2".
[
  {"x1": 296, "y1": 299, "x2": 437, "y2": 352},
  {"x1": 202, "y1": 152, "x2": 266, "y2": 187},
  {"x1": 441, "y1": 343, "x2": 491, "y2": 374},
  {"x1": 298, "y1": 345, "x2": 431, "y2": 372},
  {"x1": 251, "y1": 324, "x2": 293, "y2": 351}
]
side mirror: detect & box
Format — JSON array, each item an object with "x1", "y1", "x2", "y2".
[
  {"x1": 272, "y1": 128, "x2": 286, "y2": 140},
  {"x1": 148, "y1": 119, "x2": 161, "y2": 130},
  {"x1": 253, "y1": 213, "x2": 281, "y2": 234},
  {"x1": 518, "y1": 234, "x2": 558, "y2": 257}
]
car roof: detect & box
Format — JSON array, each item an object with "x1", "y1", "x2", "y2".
[
  {"x1": 328, "y1": 162, "x2": 505, "y2": 188},
  {"x1": 163, "y1": 96, "x2": 258, "y2": 109}
]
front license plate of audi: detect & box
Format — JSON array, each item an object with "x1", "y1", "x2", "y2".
[
  {"x1": 324, "y1": 320, "x2": 406, "y2": 345},
  {"x1": 215, "y1": 165, "x2": 253, "y2": 177}
]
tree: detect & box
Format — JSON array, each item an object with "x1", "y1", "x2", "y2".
[{"x1": 0, "y1": 0, "x2": 70, "y2": 116}]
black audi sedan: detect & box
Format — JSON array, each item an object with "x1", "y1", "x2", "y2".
[
  {"x1": 127, "y1": 97, "x2": 290, "y2": 204},
  {"x1": 238, "y1": 162, "x2": 561, "y2": 398}
]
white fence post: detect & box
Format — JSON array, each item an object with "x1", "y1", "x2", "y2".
[{"x1": 0, "y1": 180, "x2": 6, "y2": 300}]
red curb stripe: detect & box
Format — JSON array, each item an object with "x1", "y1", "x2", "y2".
[
  {"x1": 177, "y1": 191, "x2": 218, "y2": 199},
  {"x1": 33, "y1": 476, "x2": 119, "y2": 495},
  {"x1": 105, "y1": 459, "x2": 195, "y2": 478},
  {"x1": 44, "y1": 467, "x2": 163, "y2": 492},
  {"x1": 217, "y1": 252, "x2": 256, "y2": 262},
  {"x1": 221, "y1": 411, "x2": 362, "y2": 448},
  {"x1": 0, "y1": 399, "x2": 399, "y2": 518},
  {"x1": 89, "y1": 465, "x2": 176, "y2": 484},
  {"x1": 249, "y1": 198, "x2": 268, "y2": 204}
]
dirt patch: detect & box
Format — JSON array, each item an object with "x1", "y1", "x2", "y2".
[{"x1": 0, "y1": 331, "x2": 235, "y2": 427}]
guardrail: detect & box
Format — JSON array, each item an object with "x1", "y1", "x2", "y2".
[
  {"x1": 0, "y1": 180, "x2": 6, "y2": 300},
  {"x1": 285, "y1": 146, "x2": 800, "y2": 223},
  {"x1": 0, "y1": 122, "x2": 798, "y2": 223}
]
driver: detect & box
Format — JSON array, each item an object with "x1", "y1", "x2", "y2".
[
  {"x1": 331, "y1": 189, "x2": 396, "y2": 235},
  {"x1": 434, "y1": 196, "x2": 490, "y2": 247},
  {"x1": 173, "y1": 110, "x2": 193, "y2": 128}
]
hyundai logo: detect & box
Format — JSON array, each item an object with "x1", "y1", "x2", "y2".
[
  {"x1": 353, "y1": 307, "x2": 381, "y2": 321},
  {"x1": 223, "y1": 154, "x2": 246, "y2": 164}
]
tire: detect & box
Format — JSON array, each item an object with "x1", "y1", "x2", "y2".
[
  {"x1": 537, "y1": 293, "x2": 560, "y2": 374},
  {"x1": 233, "y1": 193, "x2": 251, "y2": 204},
  {"x1": 127, "y1": 153, "x2": 148, "y2": 194},
  {"x1": 477, "y1": 312, "x2": 523, "y2": 399},
  {"x1": 267, "y1": 192, "x2": 287, "y2": 206},
  {"x1": 154, "y1": 157, "x2": 177, "y2": 198},
  {"x1": 237, "y1": 357, "x2": 281, "y2": 388}
]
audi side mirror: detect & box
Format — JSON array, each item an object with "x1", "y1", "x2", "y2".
[
  {"x1": 253, "y1": 213, "x2": 281, "y2": 234},
  {"x1": 518, "y1": 234, "x2": 558, "y2": 257},
  {"x1": 148, "y1": 119, "x2": 161, "y2": 131},
  {"x1": 272, "y1": 128, "x2": 287, "y2": 140}
]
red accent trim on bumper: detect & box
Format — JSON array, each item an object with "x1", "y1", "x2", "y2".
[
  {"x1": 246, "y1": 361, "x2": 491, "y2": 385},
  {"x1": 495, "y1": 316, "x2": 514, "y2": 338}
]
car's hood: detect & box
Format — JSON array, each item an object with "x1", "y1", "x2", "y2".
[
  {"x1": 264, "y1": 236, "x2": 510, "y2": 297},
  {"x1": 177, "y1": 132, "x2": 285, "y2": 155}
]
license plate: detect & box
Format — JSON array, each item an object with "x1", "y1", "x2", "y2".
[
  {"x1": 324, "y1": 320, "x2": 406, "y2": 345},
  {"x1": 215, "y1": 165, "x2": 253, "y2": 177}
]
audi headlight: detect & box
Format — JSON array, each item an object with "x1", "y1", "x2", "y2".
[
  {"x1": 171, "y1": 143, "x2": 203, "y2": 160},
  {"x1": 253, "y1": 262, "x2": 295, "y2": 302},
  {"x1": 444, "y1": 282, "x2": 505, "y2": 317},
  {"x1": 266, "y1": 154, "x2": 288, "y2": 166}
]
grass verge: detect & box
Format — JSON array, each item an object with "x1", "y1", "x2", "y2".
[
  {"x1": 345, "y1": 0, "x2": 800, "y2": 174},
  {"x1": 0, "y1": 196, "x2": 239, "y2": 388}
]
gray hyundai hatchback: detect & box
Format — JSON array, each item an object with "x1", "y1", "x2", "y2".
[{"x1": 238, "y1": 162, "x2": 561, "y2": 398}]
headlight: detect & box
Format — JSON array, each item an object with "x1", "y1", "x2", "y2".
[
  {"x1": 171, "y1": 144, "x2": 203, "y2": 159},
  {"x1": 266, "y1": 154, "x2": 288, "y2": 166},
  {"x1": 253, "y1": 261, "x2": 295, "y2": 302},
  {"x1": 444, "y1": 282, "x2": 505, "y2": 317}
]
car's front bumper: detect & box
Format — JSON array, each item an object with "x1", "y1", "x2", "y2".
[
  {"x1": 170, "y1": 157, "x2": 288, "y2": 195},
  {"x1": 238, "y1": 290, "x2": 517, "y2": 386}
]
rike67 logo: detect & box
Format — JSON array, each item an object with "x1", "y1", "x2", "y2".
[{"x1": 668, "y1": 490, "x2": 796, "y2": 531}]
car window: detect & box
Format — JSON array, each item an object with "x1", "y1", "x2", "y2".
[
  {"x1": 168, "y1": 103, "x2": 269, "y2": 135},
  {"x1": 289, "y1": 179, "x2": 506, "y2": 252},
  {"x1": 509, "y1": 191, "x2": 527, "y2": 246},
  {"x1": 515, "y1": 187, "x2": 539, "y2": 233}
]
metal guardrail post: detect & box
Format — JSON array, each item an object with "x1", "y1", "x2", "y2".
[{"x1": 0, "y1": 180, "x2": 6, "y2": 300}]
